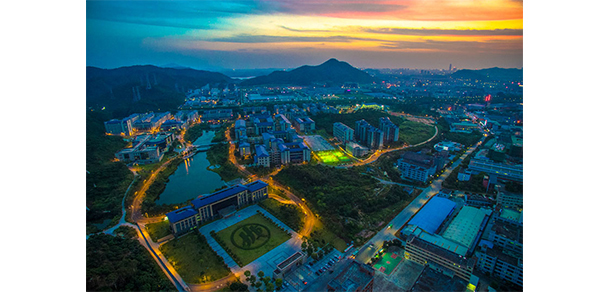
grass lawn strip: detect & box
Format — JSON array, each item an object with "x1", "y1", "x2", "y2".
[
  {"x1": 159, "y1": 232, "x2": 230, "y2": 284},
  {"x1": 145, "y1": 220, "x2": 171, "y2": 242},
  {"x1": 215, "y1": 213, "x2": 291, "y2": 266}
]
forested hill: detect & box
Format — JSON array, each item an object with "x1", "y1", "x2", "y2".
[
  {"x1": 451, "y1": 67, "x2": 523, "y2": 82},
  {"x1": 240, "y1": 58, "x2": 375, "y2": 86},
  {"x1": 86, "y1": 65, "x2": 233, "y2": 117}
]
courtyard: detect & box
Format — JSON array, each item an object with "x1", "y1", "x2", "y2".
[{"x1": 215, "y1": 213, "x2": 291, "y2": 266}]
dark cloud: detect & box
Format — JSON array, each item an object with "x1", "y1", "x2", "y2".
[
  {"x1": 86, "y1": 1, "x2": 281, "y2": 29},
  {"x1": 279, "y1": 26, "x2": 332, "y2": 33},
  {"x1": 204, "y1": 34, "x2": 382, "y2": 43},
  {"x1": 272, "y1": 1, "x2": 409, "y2": 15}
]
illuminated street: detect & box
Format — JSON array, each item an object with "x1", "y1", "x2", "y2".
[{"x1": 353, "y1": 136, "x2": 485, "y2": 264}]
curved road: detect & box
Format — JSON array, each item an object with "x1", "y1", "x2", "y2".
[{"x1": 118, "y1": 121, "x2": 438, "y2": 291}]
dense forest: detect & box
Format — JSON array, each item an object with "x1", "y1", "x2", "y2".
[
  {"x1": 87, "y1": 233, "x2": 175, "y2": 291},
  {"x1": 275, "y1": 164, "x2": 411, "y2": 241},
  {"x1": 86, "y1": 111, "x2": 134, "y2": 233}
]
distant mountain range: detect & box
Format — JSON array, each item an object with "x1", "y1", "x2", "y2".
[
  {"x1": 86, "y1": 65, "x2": 233, "y2": 116},
  {"x1": 452, "y1": 67, "x2": 523, "y2": 82},
  {"x1": 240, "y1": 58, "x2": 375, "y2": 86}
]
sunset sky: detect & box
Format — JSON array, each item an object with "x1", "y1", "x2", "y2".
[{"x1": 87, "y1": 0, "x2": 523, "y2": 70}]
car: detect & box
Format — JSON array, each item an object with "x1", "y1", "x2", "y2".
[
  {"x1": 302, "y1": 281, "x2": 307, "y2": 285},
  {"x1": 319, "y1": 269, "x2": 324, "y2": 273},
  {"x1": 315, "y1": 271, "x2": 320, "y2": 276}
]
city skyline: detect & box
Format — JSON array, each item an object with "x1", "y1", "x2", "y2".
[{"x1": 87, "y1": 0, "x2": 523, "y2": 71}]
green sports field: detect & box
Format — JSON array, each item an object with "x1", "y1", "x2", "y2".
[
  {"x1": 373, "y1": 251, "x2": 403, "y2": 275},
  {"x1": 316, "y1": 150, "x2": 352, "y2": 164}
]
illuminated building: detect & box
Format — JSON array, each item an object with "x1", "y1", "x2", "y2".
[
  {"x1": 333, "y1": 122, "x2": 354, "y2": 143},
  {"x1": 497, "y1": 191, "x2": 523, "y2": 209},
  {"x1": 434, "y1": 141, "x2": 463, "y2": 152},
  {"x1": 294, "y1": 117, "x2": 315, "y2": 132},
  {"x1": 379, "y1": 117, "x2": 399, "y2": 143},
  {"x1": 200, "y1": 109, "x2": 233, "y2": 121},
  {"x1": 238, "y1": 142, "x2": 251, "y2": 157},
  {"x1": 159, "y1": 119, "x2": 185, "y2": 131},
  {"x1": 346, "y1": 141, "x2": 368, "y2": 157},
  {"x1": 274, "y1": 114, "x2": 292, "y2": 131},
  {"x1": 167, "y1": 180, "x2": 268, "y2": 235},
  {"x1": 104, "y1": 113, "x2": 140, "y2": 136},
  {"x1": 279, "y1": 142, "x2": 311, "y2": 164},
  {"x1": 404, "y1": 232, "x2": 476, "y2": 281},
  {"x1": 397, "y1": 152, "x2": 437, "y2": 182},
  {"x1": 474, "y1": 243, "x2": 523, "y2": 288},
  {"x1": 355, "y1": 119, "x2": 384, "y2": 149},
  {"x1": 115, "y1": 134, "x2": 165, "y2": 164},
  {"x1": 254, "y1": 145, "x2": 270, "y2": 167},
  {"x1": 468, "y1": 154, "x2": 523, "y2": 182},
  {"x1": 235, "y1": 119, "x2": 247, "y2": 141},
  {"x1": 402, "y1": 204, "x2": 492, "y2": 282}
]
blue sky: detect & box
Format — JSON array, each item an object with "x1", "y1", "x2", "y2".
[{"x1": 86, "y1": 0, "x2": 523, "y2": 70}]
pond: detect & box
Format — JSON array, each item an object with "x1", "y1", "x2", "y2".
[{"x1": 156, "y1": 130, "x2": 226, "y2": 205}]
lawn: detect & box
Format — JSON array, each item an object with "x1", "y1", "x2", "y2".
[
  {"x1": 311, "y1": 220, "x2": 348, "y2": 252},
  {"x1": 215, "y1": 213, "x2": 291, "y2": 266},
  {"x1": 258, "y1": 198, "x2": 305, "y2": 232},
  {"x1": 159, "y1": 232, "x2": 231, "y2": 284},
  {"x1": 145, "y1": 220, "x2": 171, "y2": 242},
  {"x1": 373, "y1": 250, "x2": 403, "y2": 275}
]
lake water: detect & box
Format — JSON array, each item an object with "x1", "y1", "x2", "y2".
[{"x1": 156, "y1": 130, "x2": 226, "y2": 205}]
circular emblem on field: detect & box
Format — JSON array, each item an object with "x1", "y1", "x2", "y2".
[{"x1": 230, "y1": 223, "x2": 271, "y2": 250}]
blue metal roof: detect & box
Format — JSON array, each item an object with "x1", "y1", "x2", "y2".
[
  {"x1": 166, "y1": 206, "x2": 198, "y2": 224},
  {"x1": 407, "y1": 196, "x2": 456, "y2": 234},
  {"x1": 192, "y1": 185, "x2": 248, "y2": 209},
  {"x1": 245, "y1": 180, "x2": 268, "y2": 192},
  {"x1": 255, "y1": 145, "x2": 269, "y2": 157}
]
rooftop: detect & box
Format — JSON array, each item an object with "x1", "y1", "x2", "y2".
[
  {"x1": 192, "y1": 185, "x2": 248, "y2": 209},
  {"x1": 491, "y1": 220, "x2": 523, "y2": 243},
  {"x1": 244, "y1": 180, "x2": 268, "y2": 193},
  {"x1": 405, "y1": 196, "x2": 456, "y2": 234},
  {"x1": 442, "y1": 206, "x2": 490, "y2": 249},
  {"x1": 277, "y1": 252, "x2": 304, "y2": 270},
  {"x1": 255, "y1": 145, "x2": 270, "y2": 157},
  {"x1": 400, "y1": 152, "x2": 436, "y2": 168},
  {"x1": 327, "y1": 260, "x2": 375, "y2": 292},
  {"x1": 166, "y1": 206, "x2": 198, "y2": 223},
  {"x1": 406, "y1": 234, "x2": 475, "y2": 267}
]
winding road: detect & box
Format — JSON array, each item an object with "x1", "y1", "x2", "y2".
[{"x1": 95, "y1": 119, "x2": 440, "y2": 292}]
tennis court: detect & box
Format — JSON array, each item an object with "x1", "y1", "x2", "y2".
[{"x1": 373, "y1": 251, "x2": 403, "y2": 275}]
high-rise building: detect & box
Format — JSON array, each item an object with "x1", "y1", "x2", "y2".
[
  {"x1": 333, "y1": 122, "x2": 354, "y2": 143},
  {"x1": 379, "y1": 117, "x2": 399, "y2": 143},
  {"x1": 355, "y1": 119, "x2": 384, "y2": 149}
]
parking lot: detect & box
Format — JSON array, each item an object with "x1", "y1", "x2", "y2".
[{"x1": 281, "y1": 249, "x2": 345, "y2": 291}]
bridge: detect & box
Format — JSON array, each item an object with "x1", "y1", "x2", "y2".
[{"x1": 191, "y1": 141, "x2": 224, "y2": 152}]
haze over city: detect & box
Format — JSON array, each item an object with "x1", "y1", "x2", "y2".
[{"x1": 87, "y1": 0, "x2": 523, "y2": 70}]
